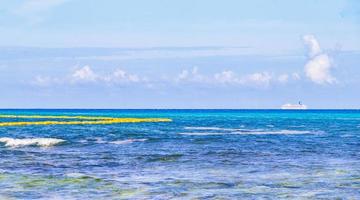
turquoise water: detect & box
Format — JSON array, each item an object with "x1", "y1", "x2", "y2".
[{"x1": 0, "y1": 109, "x2": 359, "y2": 199}]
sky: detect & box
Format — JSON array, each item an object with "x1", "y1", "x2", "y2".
[{"x1": 0, "y1": 0, "x2": 359, "y2": 108}]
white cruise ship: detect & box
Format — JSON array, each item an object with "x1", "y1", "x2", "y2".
[{"x1": 281, "y1": 102, "x2": 307, "y2": 110}]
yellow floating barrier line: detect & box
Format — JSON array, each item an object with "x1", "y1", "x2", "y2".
[
  {"x1": 0, "y1": 115, "x2": 113, "y2": 120},
  {"x1": 0, "y1": 115, "x2": 172, "y2": 127}
]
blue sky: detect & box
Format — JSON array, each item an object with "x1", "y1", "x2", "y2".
[{"x1": 0, "y1": 0, "x2": 359, "y2": 108}]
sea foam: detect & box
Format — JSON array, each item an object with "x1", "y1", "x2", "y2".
[
  {"x1": 232, "y1": 130, "x2": 312, "y2": 135},
  {"x1": 180, "y1": 128, "x2": 314, "y2": 136},
  {"x1": 184, "y1": 126, "x2": 245, "y2": 131},
  {"x1": 180, "y1": 132, "x2": 229, "y2": 136},
  {"x1": 185, "y1": 127, "x2": 231, "y2": 131},
  {"x1": 110, "y1": 139, "x2": 147, "y2": 145},
  {"x1": 0, "y1": 137, "x2": 65, "y2": 147}
]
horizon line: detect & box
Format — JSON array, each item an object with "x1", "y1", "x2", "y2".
[{"x1": 0, "y1": 108, "x2": 359, "y2": 110}]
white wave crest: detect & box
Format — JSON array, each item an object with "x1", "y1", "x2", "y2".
[
  {"x1": 184, "y1": 126, "x2": 245, "y2": 131},
  {"x1": 110, "y1": 139, "x2": 147, "y2": 145},
  {"x1": 180, "y1": 132, "x2": 228, "y2": 136},
  {"x1": 94, "y1": 137, "x2": 106, "y2": 144},
  {"x1": 232, "y1": 130, "x2": 312, "y2": 135},
  {"x1": 180, "y1": 129, "x2": 314, "y2": 136},
  {"x1": 0, "y1": 137, "x2": 65, "y2": 147},
  {"x1": 184, "y1": 127, "x2": 229, "y2": 130}
]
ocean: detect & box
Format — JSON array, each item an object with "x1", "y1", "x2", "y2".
[{"x1": 0, "y1": 109, "x2": 359, "y2": 199}]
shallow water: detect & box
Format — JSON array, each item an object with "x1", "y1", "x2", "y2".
[{"x1": 0, "y1": 109, "x2": 359, "y2": 199}]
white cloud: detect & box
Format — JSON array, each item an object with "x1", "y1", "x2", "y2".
[
  {"x1": 277, "y1": 74, "x2": 289, "y2": 83},
  {"x1": 178, "y1": 68, "x2": 274, "y2": 87},
  {"x1": 292, "y1": 73, "x2": 301, "y2": 80},
  {"x1": 304, "y1": 54, "x2": 335, "y2": 84},
  {"x1": 176, "y1": 67, "x2": 272, "y2": 87},
  {"x1": 177, "y1": 68, "x2": 301, "y2": 87},
  {"x1": 106, "y1": 69, "x2": 141, "y2": 83},
  {"x1": 214, "y1": 70, "x2": 240, "y2": 84},
  {"x1": 34, "y1": 65, "x2": 145, "y2": 86},
  {"x1": 32, "y1": 75, "x2": 52, "y2": 86},
  {"x1": 72, "y1": 66, "x2": 97, "y2": 82},
  {"x1": 177, "y1": 70, "x2": 190, "y2": 80},
  {"x1": 176, "y1": 67, "x2": 206, "y2": 82},
  {"x1": 34, "y1": 65, "x2": 301, "y2": 89},
  {"x1": 245, "y1": 72, "x2": 272, "y2": 86},
  {"x1": 303, "y1": 34, "x2": 335, "y2": 85},
  {"x1": 303, "y1": 35, "x2": 322, "y2": 57},
  {"x1": 32, "y1": 75, "x2": 64, "y2": 87},
  {"x1": 277, "y1": 73, "x2": 302, "y2": 83},
  {"x1": 71, "y1": 66, "x2": 143, "y2": 83}
]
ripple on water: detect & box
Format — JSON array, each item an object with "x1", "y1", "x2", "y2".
[
  {"x1": 0, "y1": 172, "x2": 146, "y2": 199},
  {"x1": 180, "y1": 128, "x2": 316, "y2": 136}
]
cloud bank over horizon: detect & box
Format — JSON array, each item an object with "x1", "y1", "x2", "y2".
[
  {"x1": 0, "y1": 35, "x2": 358, "y2": 109},
  {"x1": 32, "y1": 65, "x2": 302, "y2": 89},
  {"x1": 30, "y1": 34, "x2": 340, "y2": 89}
]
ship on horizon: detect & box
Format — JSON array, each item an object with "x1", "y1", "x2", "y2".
[{"x1": 281, "y1": 101, "x2": 308, "y2": 110}]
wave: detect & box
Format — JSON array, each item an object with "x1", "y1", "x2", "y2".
[
  {"x1": 180, "y1": 132, "x2": 229, "y2": 136},
  {"x1": 180, "y1": 129, "x2": 314, "y2": 136},
  {"x1": 232, "y1": 130, "x2": 312, "y2": 135},
  {"x1": 110, "y1": 139, "x2": 147, "y2": 145},
  {"x1": 289, "y1": 125, "x2": 306, "y2": 128},
  {"x1": 184, "y1": 127, "x2": 229, "y2": 131},
  {"x1": 80, "y1": 138, "x2": 147, "y2": 144},
  {"x1": 0, "y1": 137, "x2": 65, "y2": 147},
  {"x1": 184, "y1": 126, "x2": 245, "y2": 131},
  {"x1": 93, "y1": 137, "x2": 107, "y2": 144}
]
